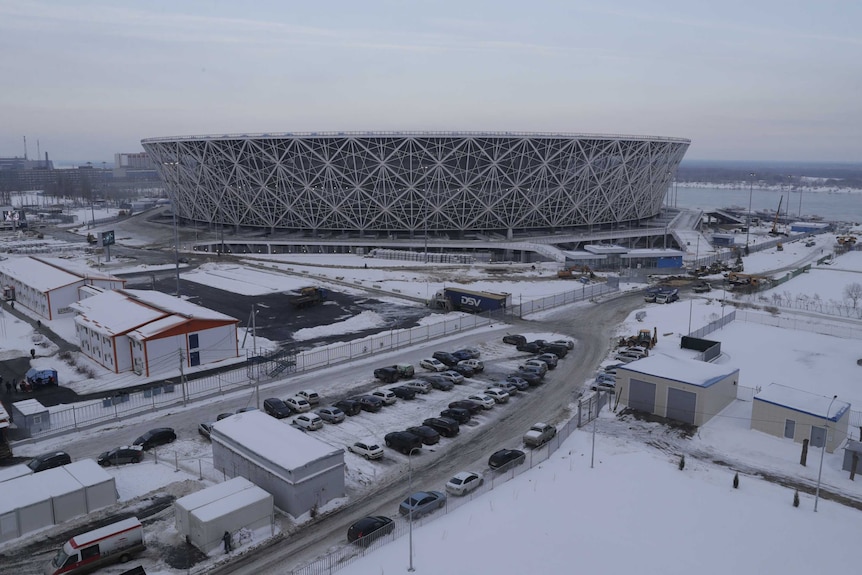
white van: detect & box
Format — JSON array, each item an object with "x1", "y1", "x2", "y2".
[{"x1": 46, "y1": 517, "x2": 145, "y2": 575}]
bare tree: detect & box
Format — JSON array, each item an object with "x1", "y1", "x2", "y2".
[{"x1": 845, "y1": 282, "x2": 862, "y2": 309}]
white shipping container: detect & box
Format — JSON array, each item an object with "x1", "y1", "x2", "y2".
[
  {"x1": 174, "y1": 476, "x2": 255, "y2": 536},
  {"x1": 189, "y1": 487, "x2": 273, "y2": 555}
]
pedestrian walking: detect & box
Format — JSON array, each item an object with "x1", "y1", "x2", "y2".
[
  {"x1": 4, "y1": 382, "x2": 10, "y2": 394},
  {"x1": 222, "y1": 531, "x2": 232, "y2": 553},
  {"x1": 12, "y1": 378, "x2": 18, "y2": 393}
]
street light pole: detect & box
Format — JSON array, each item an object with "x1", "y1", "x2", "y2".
[
  {"x1": 814, "y1": 395, "x2": 838, "y2": 512},
  {"x1": 407, "y1": 447, "x2": 420, "y2": 571},
  {"x1": 745, "y1": 172, "x2": 755, "y2": 253}
]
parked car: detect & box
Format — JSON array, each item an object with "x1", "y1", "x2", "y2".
[
  {"x1": 348, "y1": 440, "x2": 384, "y2": 460},
  {"x1": 484, "y1": 387, "x2": 510, "y2": 403},
  {"x1": 515, "y1": 368, "x2": 544, "y2": 385},
  {"x1": 405, "y1": 425, "x2": 441, "y2": 445},
  {"x1": 603, "y1": 363, "x2": 624, "y2": 374},
  {"x1": 404, "y1": 380, "x2": 432, "y2": 394},
  {"x1": 432, "y1": 351, "x2": 459, "y2": 367},
  {"x1": 466, "y1": 393, "x2": 496, "y2": 410},
  {"x1": 502, "y1": 334, "x2": 527, "y2": 346},
  {"x1": 371, "y1": 389, "x2": 397, "y2": 405},
  {"x1": 347, "y1": 516, "x2": 394, "y2": 545},
  {"x1": 551, "y1": 338, "x2": 575, "y2": 350},
  {"x1": 445, "y1": 471, "x2": 484, "y2": 496},
  {"x1": 488, "y1": 448, "x2": 526, "y2": 470},
  {"x1": 448, "y1": 399, "x2": 483, "y2": 414},
  {"x1": 423, "y1": 375, "x2": 455, "y2": 391},
  {"x1": 451, "y1": 349, "x2": 473, "y2": 362},
  {"x1": 536, "y1": 353, "x2": 558, "y2": 369},
  {"x1": 393, "y1": 363, "x2": 416, "y2": 378},
  {"x1": 334, "y1": 398, "x2": 363, "y2": 416},
  {"x1": 399, "y1": 490, "x2": 447, "y2": 517},
  {"x1": 263, "y1": 397, "x2": 292, "y2": 419},
  {"x1": 353, "y1": 395, "x2": 385, "y2": 412},
  {"x1": 419, "y1": 358, "x2": 447, "y2": 372},
  {"x1": 440, "y1": 370, "x2": 465, "y2": 385},
  {"x1": 450, "y1": 364, "x2": 475, "y2": 378},
  {"x1": 390, "y1": 385, "x2": 417, "y2": 400},
  {"x1": 373, "y1": 366, "x2": 400, "y2": 383},
  {"x1": 591, "y1": 378, "x2": 616, "y2": 392},
  {"x1": 522, "y1": 359, "x2": 548, "y2": 375},
  {"x1": 458, "y1": 358, "x2": 484, "y2": 372},
  {"x1": 541, "y1": 343, "x2": 569, "y2": 358},
  {"x1": 516, "y1": 342, "x2": 543, "y2": 353},
  {"x1": 614, "y1": 350, "x2": 643, "y2": 363},
  {"x1": 492, "y1": 381, "x2": 520, "y2": 396},
  {"x1": 198, "y1": 422, "x2": 215, "y2": 440},
  {"x1": 216, "y1": 413, "x2": 233, "y2": 421},
  {"x1": 293, "y1": 413, "x2": 324, "y2": 430},
  {"x1": 97, "y1": 445, "x2": 144, "y2": 466},
  {"x1": 384, "y1": 431, "x2": 423, "y2": 454},
  {"x1": 316, "y1": 406, "x2": 346, "y2": 424},
  {"x1": 285, "y1": 396, "x2": 312, "y2": 413},
  {"x1": 297, "y1": 390, "x2": 321, "y2": 406},
  {"x1": 505, "y1": 375, "x2": 532, "y2": 390},
  {"x1": 523, "y1": 423, "x2": 557, "y2": 447},
  {"x1": 457, "y1": 347, "x2": 481, "y2": 359},
  {"x1": 440, "y1": 407, "x2": 471, "y2": 424},
  {"x1": 422, "y1": 417, "x2": 460, "y2": 437},
  {"x1": 133, "y1": 428, "x2": 176, "y2": 450},
  {"x1": 27, "y1": 451, "x2": 72, "y2": 472},
  {"x1": 236, "y1": 406, "x2": 259, "y2": 414}
]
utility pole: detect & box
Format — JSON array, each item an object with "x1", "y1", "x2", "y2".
[{"x1": 178, "y1": 349, "x2": 187, "y2": 406}]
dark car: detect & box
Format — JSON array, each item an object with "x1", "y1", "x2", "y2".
[
  {"x1": 513, "y1": 370, "x2": 543, "y2": 386},
  {"x1": 432, "y1": 351, "x2": 459, "y2": 367},
  {"x1": 27, "y1": 451, "x2": 71, "y2": 472},
  {"x1": 334, "y1": 398, "x2": 363, "y2": 416},
  {"x1": 502, "y1": 334, "x2": 527, "y2": 346},
  {"x1": 198, "y1": 422, "x2": 215, "y2": 440},
  {"x1": 440, "y1": 407, "x2": 471, "y2": 424},
  {"x1": 133, "y1": 427, "x2": 177, "y2": 450},
  {"x1": 423, "y1": 417, "x2": 460, "y2": 438},
  {"x1": 541, "y1": 344, "x2": 569, "y2": 358},
  {"x1": 488, "y1": 448, "x2": 526, "y2": 470},
  {"x1": 97, "y1": 446, "x2": 144, "y2": 466},
  {"x1": 448, "y1": 399, "x2": 483, "y2": 415},
  {"x1": 516, "y1": 342, "x2": 543, "y2": 353},
  {"x1": 384, "y1": 431, "x2": 423, "y2": 454},
  {"x1": 536, "y1": 353, "x2": 559, "y2": 369},
  {"x1": 373, "y1": 366, "x2": 400, "y2": 383},
  {"x1": 505, "y1": 375, "x2": 531, "y2": 390},
  {"x1": 353, "y1": 395, "x2": 385, "y2": 413},
  {"x1": 423, "y1": 375, "x2": 455, "y2": 391},
  {"x1": 405, "y1": 425, "x2": 441, "y2": 445},
  {"x1": 216, "y1": 412, "x2": 233, "y2": 421},
  {"x1": 263, "y1": 397, "x2": 292, "y2": 419},
  {"x1": 390, "y1": 386, "x2": 417, "y2": 400},
  {"x1": 450, "y1": 364, "x2": 475, "y2": 378},
  {"x1": 451, "y1": 349, "x2": 473, "y2": 362},
  {"x1": 347, "y1": 516, "x2": 395, "y2": 546}
]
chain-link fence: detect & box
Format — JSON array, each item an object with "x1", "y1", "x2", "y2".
[
  {"x1": 687, "y1": 310, "x2": 736, "y2": 339},
  {"x1": 734, "y1": 309, "x2": 862, "y2": 340},
  {"x1": 515, "y1": 283, "x2": 617, "y2": 316}
]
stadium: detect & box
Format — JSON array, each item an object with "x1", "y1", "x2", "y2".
[{"x1": 141, "y1": 132, "x2": 689, "y2": 239}]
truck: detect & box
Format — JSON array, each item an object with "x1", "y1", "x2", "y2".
[
  {"x1": 46, "y1": 517, "x2": 145, "y2": 575},
  {"x1": 643, "y1": 287, "x2": 661, "y2": 302},
  {"x1": 432, "y1": 287, "x2": 511, "y2": 313},
  {"x1": 655, "y1": 288, "x2": 679, "y2": 304},
  {"x1": 692, "y1": 281, "x2": 712, "y2": 293},
  {"x1": 289, "y1": 286, "x2": 328, "y2": 309},
  {"x1": 523, "y1": 423, "x2": 557, "y2": 448}
]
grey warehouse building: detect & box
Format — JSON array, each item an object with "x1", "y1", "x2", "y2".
[
  {"x1": 141, "y1": 131, "x2": 689, "y2": 238},
  {"x1": 210, "y1": 411, "x2": 345, "y2": 517}
]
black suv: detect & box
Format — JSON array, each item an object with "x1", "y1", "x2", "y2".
[
  {"x1": 263, "y1": 397, "x2": 292, "y2": 419},
  {"x1": 423, "y1": 417, "x2": 460, "y2": 437},
  {"x1": 440, "y1": 407, "x2": 471, "y2": 424},
  {"x1": 373, "y1": 367, "x2": 400, "y2": 383},
  {"x1": 541, "y1": 344, "x2": 569, "y2": 358},
  {"x1": 133, "y1": 427, "x2": 177, "y2": 450},
  {"x1": 353, "y1": 395, "x2": 385, "y2": 412},
  {"x1": 97, "y1": 446, "x2": 144, "y2": 466},
  {"x1": 27, "y1": 451, "x2": 71, "y2": 472},
  {"x1": 405, "y1": 425, "x2": 441, "y2": 445},
  {"x1": 502, "y1": 334, "x2": 527, "y2": 346},
  {"x1": 423, "y1": 375, "x2": 455, "y2": 391},
  {"x1": 448, "y1": 399, "x2": 483, "y2": 415},
  {"x1": 432, "y1": 351, "x2": 459, "y2": 367},
  {"x1": 348, "y1": 516, "x2": 395, "y2": 546},
  {"x1": 390, "y1": 386, "x2": 417, "y2": 400},
  {"x1": 384, "y1": 431, "x2": 423, "y2": 454},
  {"x1": 334, "y1": 398, "x2": 362, "y2": 416},
  {"x1": 516, "y1": 342, "x2": 543, "y2": 353}
]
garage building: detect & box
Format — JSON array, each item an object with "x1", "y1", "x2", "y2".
[
  {"x1": 751, "y1": 384, "x2": 850, "y2": 453},
  {"x1": 211, "y1": 411, "x2": 345, "y2": 518},
  {"x1": 617, "y1": 354, "x2": 739, "y2": 426}
]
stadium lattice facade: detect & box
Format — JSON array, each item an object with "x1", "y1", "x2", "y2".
[{"x1": 141, "y1": 132, "x2": 689, "y2": 237}]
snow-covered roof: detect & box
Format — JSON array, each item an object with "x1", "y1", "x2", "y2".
[
  {"x1": 123, "y1": 289, "x2": 236, "y2": 321},
  {"x1": 619, "y1": 354, "x2": 739, "y2": 388},
  {"x1": 621, "y1": 249, "x2": 685, "y2": 258},
  {"x1": 71, "y1": 290, "x2": 169, "y2": 336},
  {"x1": 129, "y1": 315, "x2": 188, "y2": 340},
  {"x1": 36, "y1": 257, "x2": 123, "y2": 282},
  {"x1": 0, "y1": 464, "x2": 31, "y2": 483},
  {"x1": 789, "y1": 221, "x2": 830, "y2": 229},
  {"x1": 754, "y1": 383, "x2": 851, "y2": 421},
  {"x1": 0, "y1": 256, "x2": 123, "y2": 293},
  {"x1": 175, "y1": 476, "x2": 255, "y2": 512},
  {"x1": 12, "y1": 398, "x2": 47, "y2": 416},
  {"x1": 62, "y1": 459, "x2": 114, "y2": 487},
  {"x1": 584, "y1": 244, "x2": 628, "y2": 254},
  {"x1": 193, "y1": 485, "x2": 272, "y2": 522},
  {"x1": 212, "y1": 410, "x2": 343, "y2": 470}
]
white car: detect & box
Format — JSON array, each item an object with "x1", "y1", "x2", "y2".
[
  {"x1": 293, "y1": 413, "x2": 323, "y2": 430},
  {"x1": 466, "y1": 394, "x2": 495, "y2": 410},
  {"x1": 552, "y1": 338, "x2": 575, "y2": 350},
  {"x1": 522, "y1": 359, "x2": 548, "y2": 375},
  {"x1": 445, "y1": 471, "x2": 484, "y2": 496},
  {"x1": 285, "y1": 396, "x2": 312, "y2": 413},
  {"x1": 484, "y1": 387, "x2": 510, "y2": 404},
  {"x1": 405, "y1": 380, "x2": 432, "y2": 394},
  {"x1": 419, "y1": 358, "x2": 447, "y2": 372},
  {"x1": 297, "y1": 390, "x2": 321, "y2": 406},
  {"x1": 348, "y1": 440, "x2": 384, "y2": 460},
  {"x1": 440, "y1": 370, "x2": 465, "y2": 385},
  {"x1": 371, "y1": 389, "x2": 397, "y2": 405},
  {"x1": 458, "y1": 358, "x2": 484, "y2": 372}
]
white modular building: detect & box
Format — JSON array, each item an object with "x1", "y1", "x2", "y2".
[
  {"x1": 0, "y1": 256, "x2": 125, "y2": 320},
  {"x1": 617, "y1": 354, "x2": 739, "y2": 427},
  {"x1": 70, "y1": 288, "x2": 239, "y2": 377},
  {"x1": 211, "y1": 411, "x2": 345, "y2": 518},
  {"x1": 751, "y1": 384, "x2": 850, "y2": 453}
]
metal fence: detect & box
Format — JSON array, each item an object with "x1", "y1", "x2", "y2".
[
  {"x1": 734, "y1": 309, "x2": 862, "y2": 340},
  {"x1": 515, "y1": 282, "x2": 617, "y2": 316},
  {"x1": 737, "y1": 292, "x2": 862, "y2": 321},
  {"x1": 687, "y1": 310, "x2": 736, "y2": 339}
]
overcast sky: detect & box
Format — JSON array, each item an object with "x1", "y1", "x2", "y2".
[{"x1": 1, "y1": 0, "x2": 860, "y2": 164}]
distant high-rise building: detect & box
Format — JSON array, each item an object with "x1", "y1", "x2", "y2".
[{"x1": 113, "y1": 152, "x2": 157, "y2": 180}]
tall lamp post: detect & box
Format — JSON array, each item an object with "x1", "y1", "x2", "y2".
[
  {"x1": 407, "y1": 447, "x2": 421, "y2": 571},
  {"x1": 745, "y1": 172, "x2": 756, "y2": 254},
  {"x1": 814, "y1": 394, "x2": 838, "y2": 512}
]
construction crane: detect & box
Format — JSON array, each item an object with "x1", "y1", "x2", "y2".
[{"x1": 769, "y1": 196, "x2": 784, "y2": 236}]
